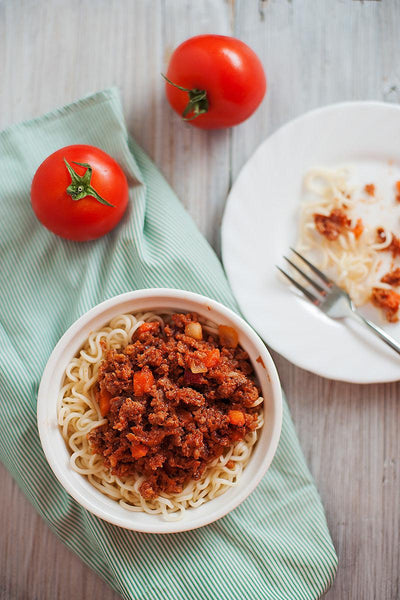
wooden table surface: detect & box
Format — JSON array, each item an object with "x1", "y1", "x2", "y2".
[{"x1": 1, "y1": 1, "x2": 399, "y2": 598}]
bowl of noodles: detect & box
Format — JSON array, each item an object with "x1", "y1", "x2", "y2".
[{"x1": 37, "y1": 289, "x2": 282, "y2": 533}]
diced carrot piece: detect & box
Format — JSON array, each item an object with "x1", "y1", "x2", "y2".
[
  {"x1": 352, "y1": 218, "x2": 364, "y2": 240},
  {"x1": 218, "y1": 325, "x2": 239, "y2": 348},
  {"x1": 204, "y1": 348, "x2": 220, "y2": 368},
  {"x1": 133, "y1": 367, "x2": 154, "y2": 396},
  {"x1": 131, "y1": 444, "x2": 148, "y2": 459},
  {"x1": 228, "y1": 410, "x2": 245, "y2": 426},
  {"x1": 98, "y1": 388, "x2": 112, "y2": 417}
]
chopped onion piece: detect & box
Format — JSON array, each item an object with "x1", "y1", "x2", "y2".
[
  {"x1": 218, "y1": 325, "x2": 239, "y2": 348},
  {"x1": 189, "y1": 360, "x2": 207, "y2": 374},
  {"x1": 185, "y1": 322, "x2": 203, "y2": 340}
]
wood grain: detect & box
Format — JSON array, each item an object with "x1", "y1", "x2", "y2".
[{"x1": 0, "y1": 0, "x2": 399, "y2": 598}]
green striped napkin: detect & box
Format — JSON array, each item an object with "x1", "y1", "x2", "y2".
[{"x1": 0, "y1": 89, "x2": 337, "y2": 600}]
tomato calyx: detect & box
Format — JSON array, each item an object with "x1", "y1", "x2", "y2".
[
  {"x1": 63, "y1": 158, "x2": 115, "y2": 207},
  {"x1": 162, "y1": 74, "x2": 209, "y2": 121}
]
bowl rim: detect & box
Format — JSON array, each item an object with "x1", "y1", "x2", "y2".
[{"x1": 37, "y1": 288, "x2": 283, "y2": 533}]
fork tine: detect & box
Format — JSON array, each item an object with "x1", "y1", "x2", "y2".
[
  {"x1": 284, "y1": 256, "x2": 327, "y2": 295},
  {"x1": 276, "y1": 266, "x2": 321, "y2": 305},
  {"x1": 289, "y1": 247, "x2": 334, "y2": 286}
]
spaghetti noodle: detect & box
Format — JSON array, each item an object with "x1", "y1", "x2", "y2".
[{"x1": 296, "y1": 167, "x2": 393, "y2": 306}]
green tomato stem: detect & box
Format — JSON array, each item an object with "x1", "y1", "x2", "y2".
[
  {"x1": 162, "y1": 74, "x2": 209, "y2": 121},
  {"x1": 64, "y1": 159, "x2": 115, "y2": 207}
]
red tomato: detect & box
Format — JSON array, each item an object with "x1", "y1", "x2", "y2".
[
  {"x1": 165, "y1": 35, "x2": 266, "y2": 129},
  {"x1": 31, "y1": 145, "x2": 129, "y2": 241}
]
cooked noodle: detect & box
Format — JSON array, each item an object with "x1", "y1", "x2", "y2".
[
  {"x1": 296, "y1": 167, "x2": 392, "y2": 306},
  {"x1": 58, "y1": 312, "x2": 263, "y2": 521}
]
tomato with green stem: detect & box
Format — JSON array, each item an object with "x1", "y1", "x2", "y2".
[
  {"x1": 164, "y1": 35, "x2": 267, "y2": 129},
  {"x1": 31, "y1": 144, "x2": 129, "y2": 241}
]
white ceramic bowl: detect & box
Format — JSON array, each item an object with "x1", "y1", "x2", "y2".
[{"x1": 37, "y1": 289, "x2": 282, "y2": 534}]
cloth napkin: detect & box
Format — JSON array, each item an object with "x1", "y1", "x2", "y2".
[{"x1": 0, "y1": 88, "x2": 337, "y2": 600}]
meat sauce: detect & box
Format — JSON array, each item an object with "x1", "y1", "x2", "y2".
[
  {"x1": 87, "y1": 313, "x2": 260, "y2": 500},
  {"x1": 309, "y1": 190, "x2": 400, "y2": 322},
  {"x1": 376, "y1": 228, "x2": 400, "y2": 258},
  {"x1": 313, "y1": 208, "x2": 351, "y2": 241},
  {"x1": 313, "y1": 208, "x2": 364, "y2": 242},
  {"x1": 371, "y1": 288, "x2": 400, "y2": 322},
  {"x1": 364, "y1": 183, "x2": 375, "y2": 196},
  {"x1": 381, "y1": 268, "x2": 400, "y2": 287}
]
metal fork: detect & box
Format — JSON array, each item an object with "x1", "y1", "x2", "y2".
[{"x1": 277, "y1": 247, "x2": 400, "y2": 355}]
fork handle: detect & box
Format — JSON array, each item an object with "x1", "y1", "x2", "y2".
[{"x1": 349, "y1": 310, "x2": 400, "y2": 355}]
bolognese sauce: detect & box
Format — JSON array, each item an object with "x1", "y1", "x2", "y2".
[
  {"x1": 313, "y1": 208, "x2": 351, "y2": 241},
  {"x1": 87, "y1": 313, "x2": 260, "y2": 500},
  {"x1": 381, "y1": 268, "x2": 400, "y2": 287},
  {"x1": 376, "y1": 228, "x2": 400, "y2": 258},
  {"x1": 371, "y1": 288, "x2": 400, "y2": 322}
]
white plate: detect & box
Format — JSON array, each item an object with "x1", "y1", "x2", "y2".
[
  {"x1": 38, "y1": 289, "x2": 282, "y2": 533},
  {"x1": 222, "y1": 102, "x2": 400, "y2": 383}
]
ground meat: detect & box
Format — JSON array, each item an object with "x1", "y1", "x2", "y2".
[
  {"x1": 313, "y1": 208, "x2": 351, "y2": 241},
  {"x1": 376, "y1": 228, "x2": 400, "y2": 258},
  {"x1": 381, "y1": 268, "x2": 400, "y2": 287},
  {"x1": 87, "y1": 313, "x2": 260, "y2": 500},
  {"x1": 371, "y1": 288, "x2": 400, "y2": 322}
]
